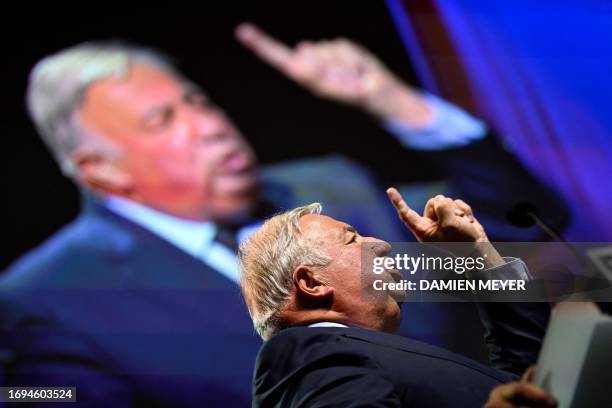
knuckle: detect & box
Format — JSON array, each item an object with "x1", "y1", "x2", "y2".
[
  {"x1": 459, "y1": 200, "x2": 472, "y2": 209},
  {"x1": 310, "y1": 42, "x2": 326, "y2": 51},
  {"x1": 515, "y1": 382, "x2": 529, "y2": 393},
  {"x1": 438, "y1": 200, "x2": 452, "y2": 209},
  {"x1": 296, "y1": 40, "x2": 312, "y2": 50},
  {"x1": 440, "y1": 219, "x2": 458, "y2": 230}
]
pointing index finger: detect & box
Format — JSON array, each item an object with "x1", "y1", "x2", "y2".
[
  {"x1": 386, "y1": 187, "x2": 425, "y2": 233},
  {"x1": 235, "y1": 22, "x2": 293, "y2": 71}
]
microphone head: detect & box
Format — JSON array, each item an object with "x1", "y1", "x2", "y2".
[{"x1": 506, "y1": 201, "x2": 539, "y2": 227}]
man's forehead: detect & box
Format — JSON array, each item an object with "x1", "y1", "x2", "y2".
[
  {"x1": 79, "y1": 62, "x2": 193, "y2": 132},
  {"x1": 83, "y1": 63, "x2": 187, "y2": 111}
]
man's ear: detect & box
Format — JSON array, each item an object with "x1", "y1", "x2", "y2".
[
  {"x1": 292, "y1": 265, "x2": 334, "y2": 301},
  {"x1": 72, "y1": 148, "x2": 133, "y2": 196}
]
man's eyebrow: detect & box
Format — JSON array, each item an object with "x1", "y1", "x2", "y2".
[
  {"x1": 183, "y1": 83, "x2": 207, "y2": 98},
  {"x1": 341, "y1": 225, "x2": 357, "y2": 238},
  {"x1": 142, "y1": 85, "x2": 205, "y2": 122},
  {"x1": 142, "y1": 104, "x2": 173, "y2": 122},
  {"x1": 334, "y1": 225, "x2": 351, "y2": 241},
  {"x1": 338, "y1": 225, "x2": 357, "y2": 243}
]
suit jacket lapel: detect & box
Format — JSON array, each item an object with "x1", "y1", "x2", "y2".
[{"x1": 81, "y1": 197, "x2": 239, "y2": 290}]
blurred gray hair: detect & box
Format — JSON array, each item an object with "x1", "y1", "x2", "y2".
[
  {"x1": 26, "y1": 42, "x2": 179, "y2": 177},
  {"x1": 238, "y1": 203, "x2": 332, "y2": 340}
]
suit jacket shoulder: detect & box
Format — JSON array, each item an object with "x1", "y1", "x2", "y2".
[
  {"x1": 254, "y1": 326, "x2": 516, "y2": 407},
  {"x1": 0, "y1": 201, "x2": 258, "y2": 406}
]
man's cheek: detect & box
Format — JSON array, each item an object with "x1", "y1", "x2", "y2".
[{"x1": 149, "y1": 143, "x2": 209, "y2": 178}]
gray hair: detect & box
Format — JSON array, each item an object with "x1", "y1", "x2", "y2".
[
  {"x1": 238, "y1": 203, "x2": 332, "y2": 340},
  {"x1": 26, "y1": 42, "x2": 178, "y2": 177}
]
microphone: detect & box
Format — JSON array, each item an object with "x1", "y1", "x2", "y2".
[
  {"x1": 507, "y1": 201, "x2": 611, "y2": 299},
  {"x1": 506, "y1": 201, "x2": 566, "y2": 242}
]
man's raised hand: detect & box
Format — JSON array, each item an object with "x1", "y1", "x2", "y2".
[
  {"x1": 386, "y1": 188, "x2": 488, "y2": 243},
  {"x1": 235, "y1": 23, "x2": 433, "y2": 126}
]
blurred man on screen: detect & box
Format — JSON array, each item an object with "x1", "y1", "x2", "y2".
[{"x1": 0, "y1": 25, "x2": 566, "y2": 406}]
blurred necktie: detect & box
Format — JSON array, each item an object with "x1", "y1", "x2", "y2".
[{"x1": 213, "y1": 224, "x2": 240, "y2": 254}]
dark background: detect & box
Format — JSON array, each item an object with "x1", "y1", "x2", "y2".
[{"x1": 1, "y1": 1, "x2": 435, "y2": 269}]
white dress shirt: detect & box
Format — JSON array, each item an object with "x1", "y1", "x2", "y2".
[
  {"x1": 104, "y1": 195, "x2": 260, "y2": 283},
  {"x1": 384, "y1": 91, "x2": 487, "y2": 150},
  {"x1": 308, "y1": 322, "x2": 349, "y2": 328}
]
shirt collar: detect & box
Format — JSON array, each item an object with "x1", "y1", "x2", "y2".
[
  {"x1": 103, "y1": 195, "x2": 216, "y2": 258},
  {"x1": 308, "y1": 322, "x2": 349, "y2": 328}
]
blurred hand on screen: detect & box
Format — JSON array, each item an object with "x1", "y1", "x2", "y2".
[{"x1": 236, "y1": 22, "x2": 433, "y2": 127}]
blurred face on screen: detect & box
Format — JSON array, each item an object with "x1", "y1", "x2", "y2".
[{"x1": 77, "y1": 63, "x2": 259, "y2": 220}]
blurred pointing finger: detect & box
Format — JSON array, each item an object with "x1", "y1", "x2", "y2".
[{"x1": 235, "y1": 22, "x2": 293, "y2": 70}]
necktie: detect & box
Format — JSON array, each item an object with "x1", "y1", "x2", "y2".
[{"x1": 213, "y1": 224, "x2": 240, "y2": 254}]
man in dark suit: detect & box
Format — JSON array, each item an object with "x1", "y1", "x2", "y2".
[
  {"x1": 239, "y1": 189, "x2": 555, "y2": 407},
  {"x1": 0, "y1": 26, "x2": 565, "y2": 406}
]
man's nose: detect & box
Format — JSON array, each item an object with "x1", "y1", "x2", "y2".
[
  {"x1": 188, "y1": 107, "x2": 232, "y2": 143},
  {"x1": 366, "y1": 239, "x2": 392, "y2": 256}
]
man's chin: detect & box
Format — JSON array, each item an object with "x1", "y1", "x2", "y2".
[
  {"x1": 388, "y1": 287, "x2": 407, "y2": 308},
  {"x1": 211, "y1": 186, "x2": 261, "y2": 221},
  {"x1": 391, "y1": 293, "x2": 404, "y2": 312},
  {"x1": 215, "y1": 167, "x2": 260, "y2": 192},
  {"x1": 382, "y1": 306, "x2": 402, "y2": 334},
  {"x1": 395, "y1": 298, "x2": 404, "y2": 309}
]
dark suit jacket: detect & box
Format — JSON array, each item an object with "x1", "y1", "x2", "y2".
[
  {"x1": 0, "y1": 202, "x2": 260, "y2": 407},
  {"x1": 253, "y1": 302, "x2": 549, "y2": 407}
]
